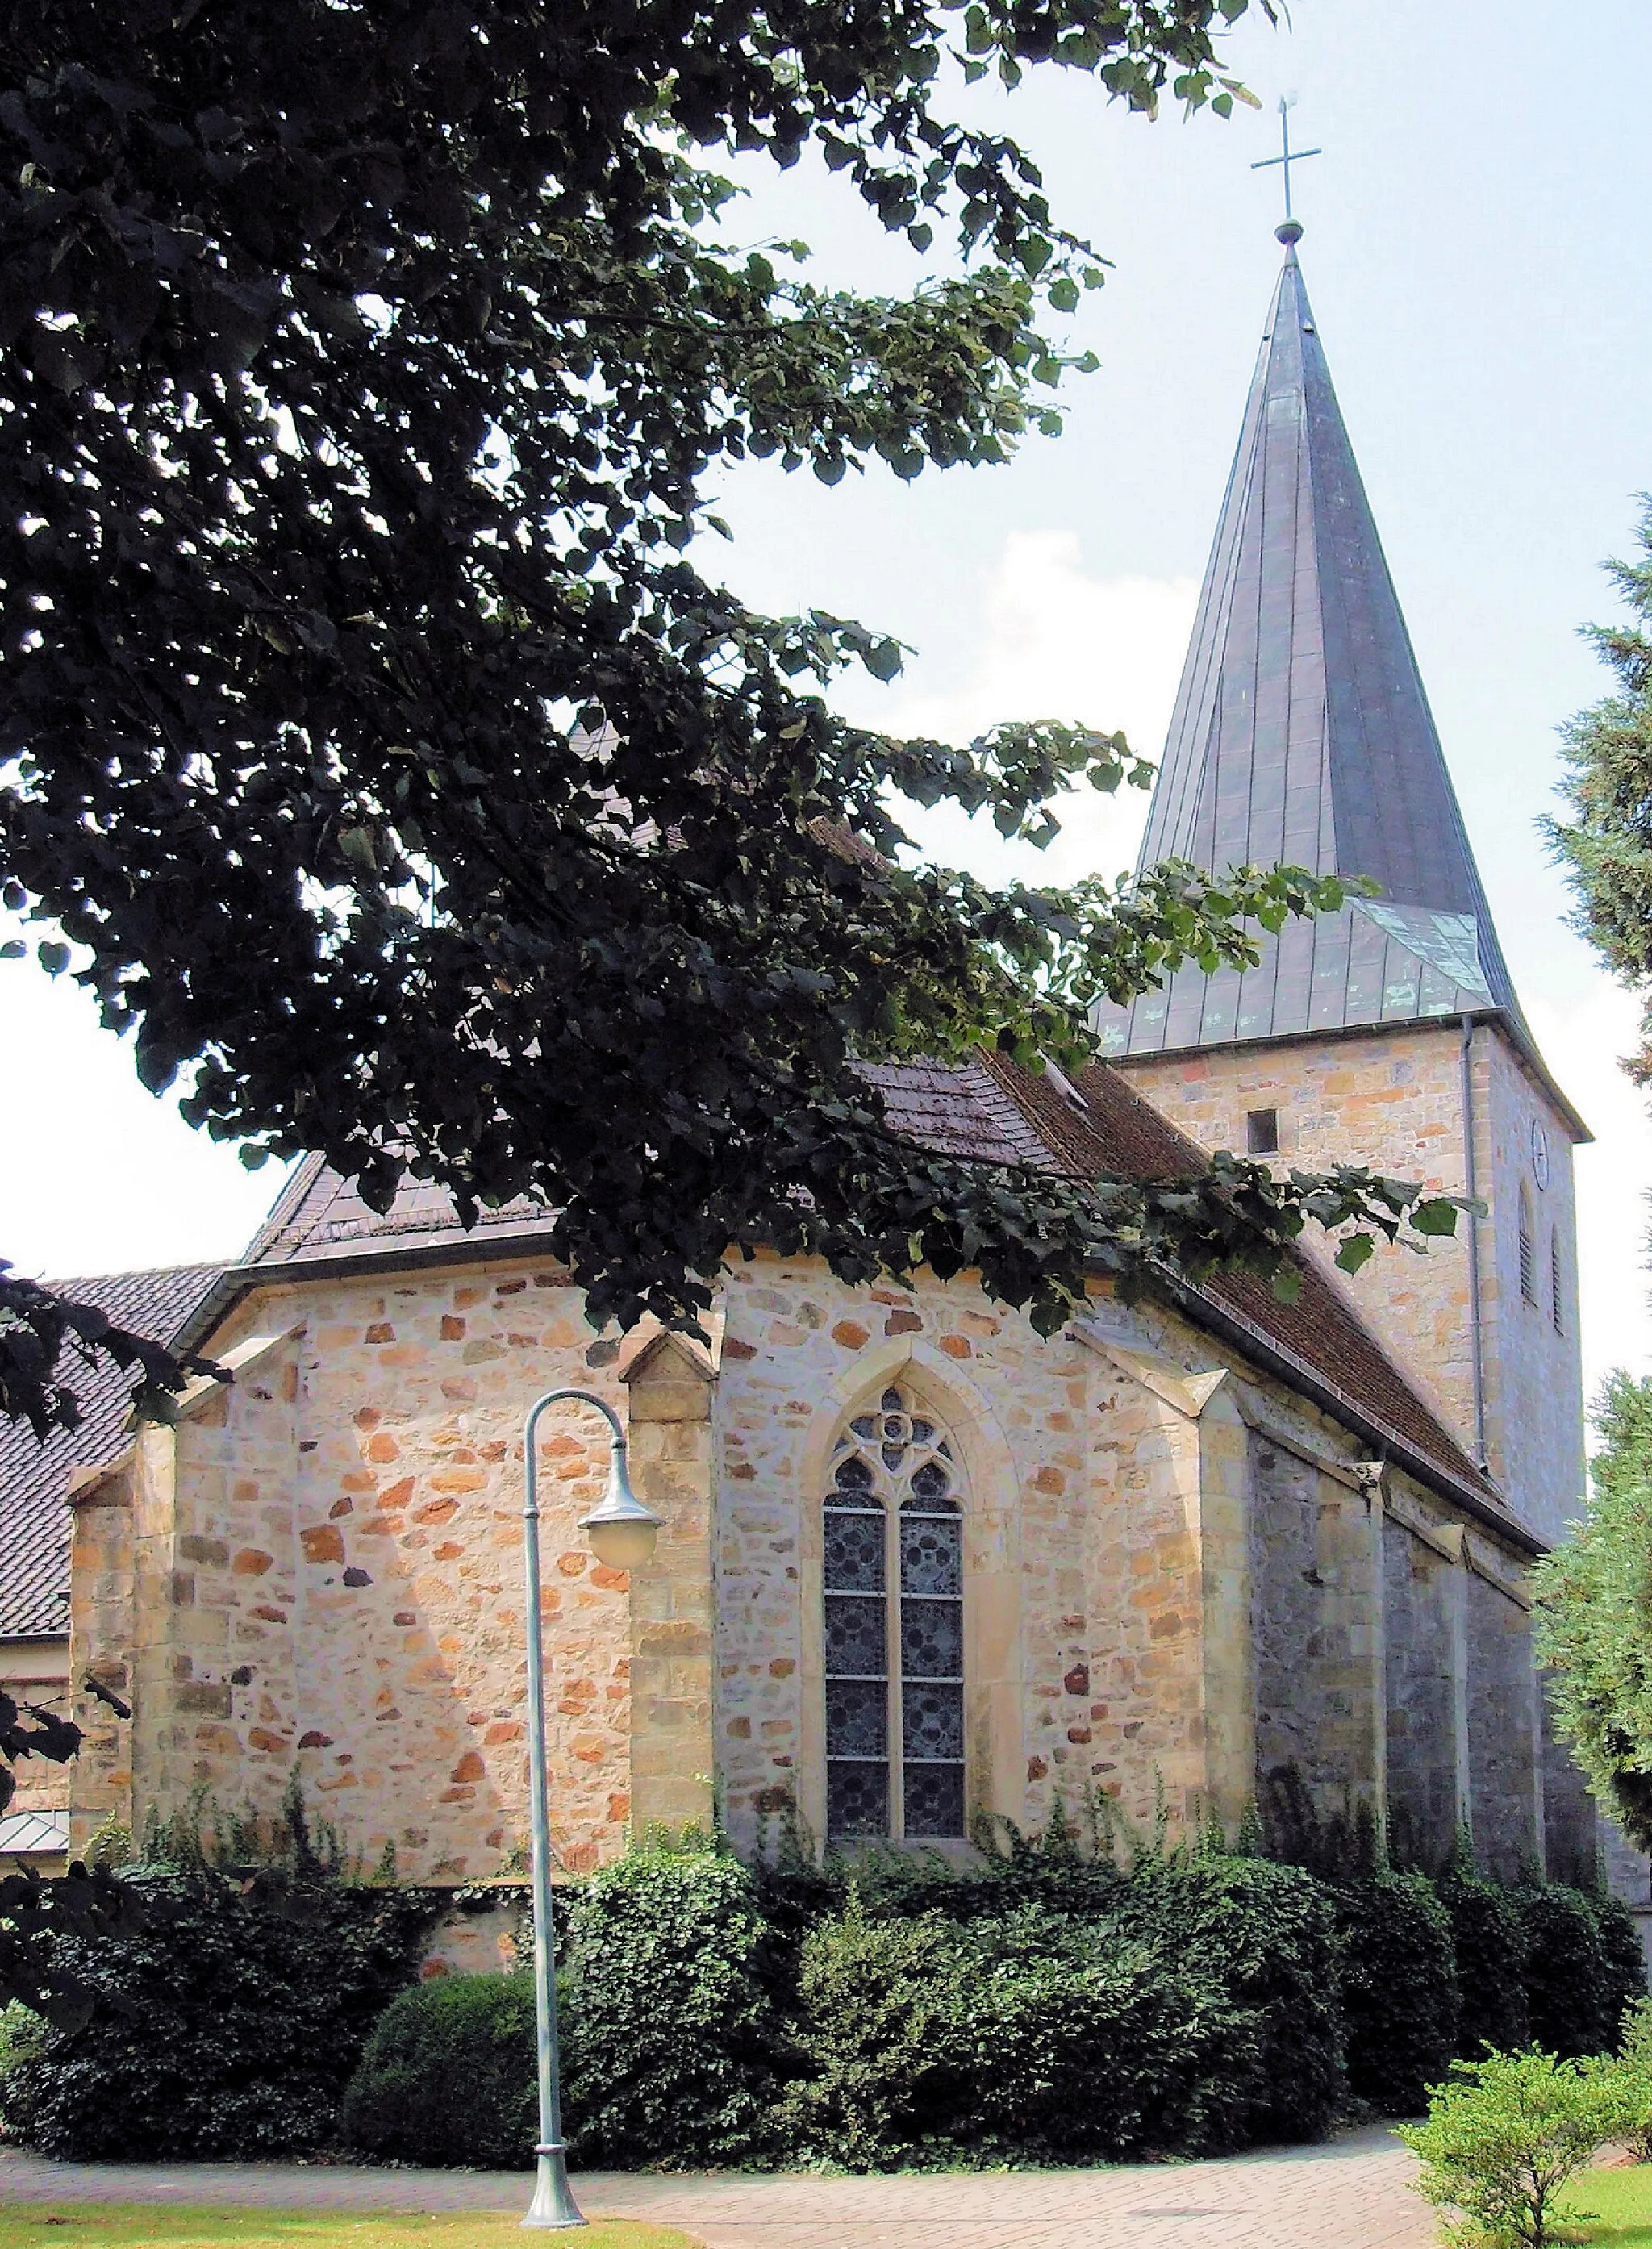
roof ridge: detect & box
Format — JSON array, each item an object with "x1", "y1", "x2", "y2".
[{"x1": 38, "y1": 1258, "x2": 224, "y2": 1291}]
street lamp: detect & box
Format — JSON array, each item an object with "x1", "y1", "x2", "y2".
[{"x1": 520, "y1": 1387, "x2": 663, "y2": 2230}]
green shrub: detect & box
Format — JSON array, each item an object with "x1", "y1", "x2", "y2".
[
  {"x1": 1337, "y1": 1870, "x2": 1459, "y2": 2116},
  {"x1": 1110, "y1": 1855, "x2": 1344, "y2": 2143},
  {"x1": 781, "y1": 1898, "x2": 1259, "y2": 2168},
  {"x1": 1437, "y1": 1873, "x2": 1530, "y2": 2058},
  {"x1": 1586, "y1": 1889, "x2": 1647, "y2": 2043},
  {"x1": 1616, "y1": 1994, "x2": 1652, "y2": 2159},
  {"x1": 561, "y1": 1844, "x2": 784, "y2": 2168},
  {"x1": 1518, "y1": 1884, "x2": 1621, "y2": 2058},
  {"x1": 0, "y1": 1870, "x2": 436, "y2": 2159},
  {"x1": 754, "y1": 1812, "x2": 1127, "y2": 1956},
  {"x1": 342, "y1": 1970, "x2": 537, "y2": 2167},
  {"x1": 0, "y1": 1999, "x2": 42, "y2": 2134},
  {"x1": 1400, "y1": 2047, "x2": 1637, "y2": 2249}
]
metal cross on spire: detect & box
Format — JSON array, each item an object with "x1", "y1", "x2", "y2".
[{"x1": 1250, "y1": 97, "x2": 1320, "y2": 223}]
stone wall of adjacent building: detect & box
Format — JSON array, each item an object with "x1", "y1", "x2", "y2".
[
  {"x1": 0, "y1": 1638, "x2": 72, "y2": 1841},
  {"x1": 1381, "y1": 1513, "x2": 1458, "y2": 1871}
]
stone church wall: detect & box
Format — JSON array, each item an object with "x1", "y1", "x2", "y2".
[
  {"x1": 1466, "y1": 1567, "x2": 1539, "y2": 1880},
  {"x1": 1113, "y1": 1023, "x2": 1590, "y2": 1558},
  {"x1": 1475, "y1": 1032, "x2": 1587, "y2": 1550},
  {"x1": 1248, "y1": 1432, "x2": 1378, "y2": 1830},
  {"x1": 1540, "y1": 1681, "x2": 1602, "y2": 1890},
  {"x1": 64, "y1": 1237, "x2": 1572, "y2": 1890},
  {"x1": 69, "y1": 1255, "x2": 716, "y2": 1881},
  {"x1": 1381, "y1": 1513, "x2": 1458, "y2": 1871},
  {"x1": 709, "y1": 1258, "x2": 1256, "y2": 1855},
  {"x1": 1116, "y1": 1025, "x2": 1478, "y2": 1449}
]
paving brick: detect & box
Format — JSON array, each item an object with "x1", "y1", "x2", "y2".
[{"x1": 0, "y1": 2128, "x2": 1441, "y2": 2247}]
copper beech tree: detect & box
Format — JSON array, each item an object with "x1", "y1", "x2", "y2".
[{"x1": 1, "y1": 0, "x2": 1465, "y2": 1462}]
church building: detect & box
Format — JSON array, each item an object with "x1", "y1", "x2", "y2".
[{"x1": 0, "y1": 225, "x2": 1613, "y2": 1896}]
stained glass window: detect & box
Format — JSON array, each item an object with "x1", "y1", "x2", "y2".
[{"x1": 824, "y1": 1386, "x2": 965, "y2": 1841}]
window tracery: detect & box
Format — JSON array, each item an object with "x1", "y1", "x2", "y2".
[{"x1": 823, "y1": 1385, "x2": 964, "y2": 1840}]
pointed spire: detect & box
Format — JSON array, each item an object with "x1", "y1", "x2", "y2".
[{"x1": 1099, "y1": 234, "x2": 1529, "y2": 1062}]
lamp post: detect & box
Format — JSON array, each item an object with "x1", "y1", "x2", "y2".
[{"x1": 520, "y1": 1387, "x2": 663, "y2": 2230}]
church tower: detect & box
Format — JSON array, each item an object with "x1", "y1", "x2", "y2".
[{"x1": 1095, "y1": 221, "x2": 1589, "y2": 1553}]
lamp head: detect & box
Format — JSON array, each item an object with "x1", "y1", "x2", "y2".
[{"x1": 578, "y1": 1441, "x2": 661, "y2": 1572}]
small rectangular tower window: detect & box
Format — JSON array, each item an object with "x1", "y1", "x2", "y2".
[
  {"x1": 1550, "y1": 1233, "x2": 1565, "y2": 1335},
  {"x1": 1246, "y1": 1108, "x2": 1280, "y2": 1155}
]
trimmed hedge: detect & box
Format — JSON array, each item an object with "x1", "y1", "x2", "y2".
[
  {"x1": 7, "y1": 1835, "x2": 1645, "y2": 2172},
  {"x1": 1591, "y1": 1889, "x2": 1650, "y2": 2047},
  {"x1": 1519, "y1": 1882, "x2": 1623, "y2": 2059},
  {"x1": 1109, "y1": 1856, "x2": 1344, "y2": 2145},
  {"x1": 1335, "y1": 1871, "x2": 1459, "y2": 2116},
  {"x1": 781, "y1": 1899, "x2": 1259, "y2": 2165},
  {"x1": 341, "y1": 1970, "x2": 537, "y2": 2168},
  {"x1": 561, "y1": 1846, "x2": 785, "y2": 2168},
  {"x1": 1437, "y1": 1872, "x2": 1529, "y2": 2058},
  {"x1": 0, "y1": 1871, "x2": 436, "y2": 2159}
]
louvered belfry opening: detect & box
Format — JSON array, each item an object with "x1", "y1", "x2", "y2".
[{"x1": 823, "y1": 1386, "x2": 966, "y2": 1841}]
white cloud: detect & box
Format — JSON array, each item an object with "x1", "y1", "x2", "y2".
[{"x1": 877, "y1": 531, "x2": 1199, "y2": 888}]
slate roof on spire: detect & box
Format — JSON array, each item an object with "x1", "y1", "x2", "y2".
[{"x1": 1095, "y1": 233, "x2": 1573, "y2": 1120}]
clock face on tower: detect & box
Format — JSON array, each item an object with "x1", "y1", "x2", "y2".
[{"x1": 1531, "y1": 1117, "x2": 1551, "y2": 1191}]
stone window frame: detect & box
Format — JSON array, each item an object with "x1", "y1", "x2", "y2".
[
  {"x1": 1549, "y1": 1229, "x2": 1564, "y2": 1336},
  {"x1": 822, "y1": 1383, "x2": 966, "y2": 1842},
  {"x1": 795, "y1": 1340, "x2": 1025, "y2": 1856}
]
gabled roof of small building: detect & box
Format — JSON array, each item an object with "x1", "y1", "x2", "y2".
[
  {"x1": 0, "y1": 1262, "x2": 222, "y2": 1638},
  {"x1": 1093, "y1": 228, "x2": 1580, "y2": 1138}
]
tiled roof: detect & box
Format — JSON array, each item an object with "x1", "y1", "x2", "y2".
[
  {"x1": 0, "y1": 1264, "x2": 221, "y2": 1638},
  {"x1": 241, "y1": 1154, "x2": 552, "y2": 1267},
  {"x1": 223, "y1": 1056, "x2": 1513, "y2": 1536}
]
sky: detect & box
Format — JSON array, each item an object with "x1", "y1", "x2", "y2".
[{"x1": 4, "y1": 0, "x2": 1652, "y2": 1416}]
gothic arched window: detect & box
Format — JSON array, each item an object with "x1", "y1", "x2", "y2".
[{"x1": 823, "y1": 1385, "x2": 965, "y2": 1842}]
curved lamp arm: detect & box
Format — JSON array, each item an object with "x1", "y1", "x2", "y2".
[{"x1": 524, "y1": 1387, "x2": 663, "y2": 1572}]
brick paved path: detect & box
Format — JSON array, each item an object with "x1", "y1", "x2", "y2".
[{"x1": 0, "y1": 2125, "x2": 1437, "y2": 2249}]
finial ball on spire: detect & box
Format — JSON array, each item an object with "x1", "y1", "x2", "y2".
[{"x1": 1276, "y1": 218, "x2": 1304, "y2": 246}]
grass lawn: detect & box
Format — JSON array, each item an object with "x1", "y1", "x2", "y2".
[
  {"x1": 1555, "y1": 2162, "x2": 1652, "y2": 2243},
  {"x1": 0, "y1": 2214, "x2": 699, "y2": 2249}
]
